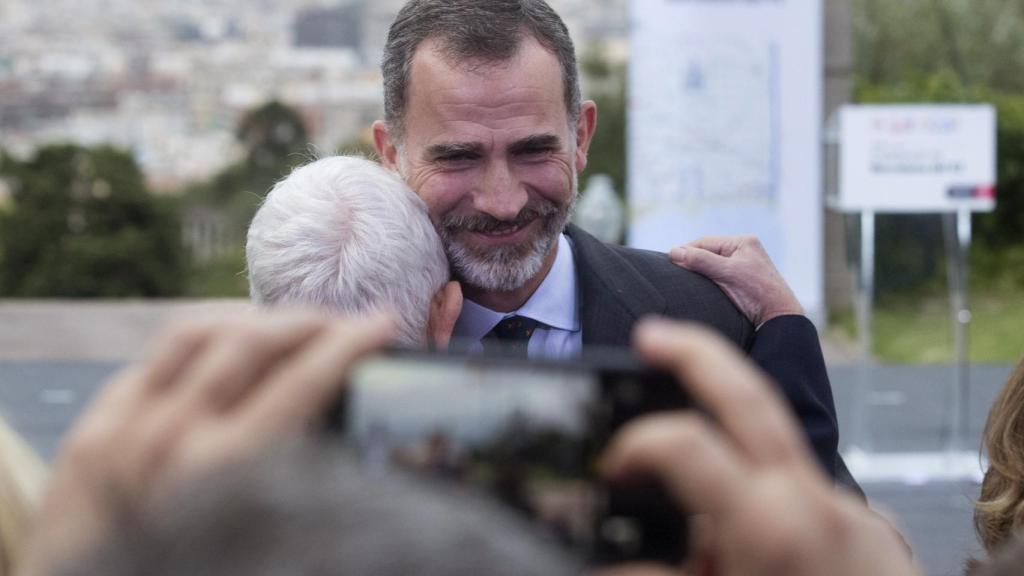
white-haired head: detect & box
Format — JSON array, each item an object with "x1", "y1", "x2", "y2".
[{"x1": 246, "y1": 156, "x2": 450, "y2": 347}]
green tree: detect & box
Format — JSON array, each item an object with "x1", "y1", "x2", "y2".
[
  {"x1": 179, "y1": 101, "x2": 313, "y2": 297},
  {"x1": 853, "y1": 0, "x2": 1024, "y2": 92},
  {"x1": 0, "y1": 144, "x2": 184, "y2": 297},
  {"x1": 579, "y1": 43, "x2": 627, "y2": 199},
  {"x1": 852, "y1": 0, "x2": 1024, "y2": 291},
  {"x1": 238, "y1": 101, "x2": 310, "y2": 171},
  {"x1": 186, "y1": 100, "x2": 312, "y2": 237}
]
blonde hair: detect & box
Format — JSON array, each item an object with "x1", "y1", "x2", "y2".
[
  {"x1": 976, "y1": 358, "x2": 1024, "y2": 553},
  {"x1": 0, "y1": 416, "x2": 46, "y2": 576}
]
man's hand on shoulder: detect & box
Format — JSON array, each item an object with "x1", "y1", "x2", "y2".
[{"x1": 669, "y1": 235, "x2": 802, "y2": 327}]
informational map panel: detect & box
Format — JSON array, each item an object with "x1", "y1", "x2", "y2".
[
  {"x1": 833, "y1": 105, "x2": 997, "y2": 213},
  {"x1": 628, "y1": 0, "x2": 823, "y2": 318}
]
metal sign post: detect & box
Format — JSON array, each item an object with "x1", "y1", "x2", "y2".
[
  {"x1": 944, "y1": 209, "x2": 972, "y2": 452},
  {"x1": 851, "y1": 209, "x2": 875, "y2": 452}
]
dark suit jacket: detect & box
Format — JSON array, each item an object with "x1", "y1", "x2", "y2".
[{"x1": 565, "y1": 224, "x2": 861, "y2": 495}]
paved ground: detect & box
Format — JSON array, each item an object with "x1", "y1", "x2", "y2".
[
  {"x1": 0, "y1": 300, "x2": 251, "y2": 361},
  {"x1": 831, "y1": 364, "x2": 1010, "y2": 455},
  {"x1": 0, "y1": 301, "x2": 1015, "y2": 575},
  {"x1": 0, "y1": 361, "x2": 118, "y2": 459},
  {"x1": 829, "y1": 363, "x2": 1010, "y2": 576},
  {"x1": 868, "y1": 480, "x2": 983, "y2": 576}
]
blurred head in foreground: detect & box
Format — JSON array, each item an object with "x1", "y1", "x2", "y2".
[
  {"x1": 63, "y1": 439, "x2": 579, "y2": 576},
  {"x1": 976, "y1": 358, "x2": 1024, "y2": 555},
  {"x1": 0, "y1": 416, "x2": 46, "y2": 576},
  {"x1": 246, "y1": 156, "x2": 457, "y2": 347}
]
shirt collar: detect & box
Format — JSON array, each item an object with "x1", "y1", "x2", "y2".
[{"x1": 452, "y1": 234, "x2": 580, "y2": 341}]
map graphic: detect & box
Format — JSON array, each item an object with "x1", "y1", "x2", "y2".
[
  {"x1": 630, "y1": 36, "x2": 780, "y2": 217},
  {"x1": 627, "y1": 0, "x2": 823, "y2": 318}
]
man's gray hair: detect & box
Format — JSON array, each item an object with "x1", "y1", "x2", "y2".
[
  {"x1": 382, "y1": 0, "x2": 582, "y2": 139},
  {"x1": 64, "y1": 440, "x2": 582, "y2": 576},
  {"x1": 246, "y1": 156, "x2": 449, "y2": 346}
]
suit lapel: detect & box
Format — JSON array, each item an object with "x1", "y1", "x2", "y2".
[{"x1": 566, "y1": 225, "x2": 667, "y2": 348}]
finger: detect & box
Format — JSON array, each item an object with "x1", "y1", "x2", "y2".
[
  {"x1": 681, "y1": 236, "x2": 745, "y2": 257},
  {"x1": 63, "y1": 365, "x2": 146, "y2": 441},
  {"x1": 49, "y1": 365, "x2": 149, "y2": 496},
  {"x1": 226, "y1": 314, "x2": 395, "y2": 438},
  {"x1": 633, "y1": 319, "x2": 812, "y2": 471},
  {"x1": 169, "y1": 312, "x2": 329, "y2": 412},
  {"x1": 668, "y1": 245, "x2": 730, "y2": 279},
  {"x1": 684, "y1": 515, "x2": 719, "y2": 576},
  {"x1": 601, "y1": 413, "x2": 747, "y2": 515},
  {"x1": 114, "y1": 312, "x2": 329, "y2": 492},
  {"x1": 863, "y1": 505, "x2": 912, "y2": 555},
  {"x1": 137, "y1": 317, "x2": 221, "y2": 394}
]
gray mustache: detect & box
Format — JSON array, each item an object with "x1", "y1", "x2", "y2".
[{"x1": 441, "y1": 203, "x2": 558, "y2": 234}]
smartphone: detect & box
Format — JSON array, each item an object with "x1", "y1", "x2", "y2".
[{"x1": 331, "y1": 347, "x2": 691, "y2": 567}]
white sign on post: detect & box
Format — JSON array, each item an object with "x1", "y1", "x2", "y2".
[
  {"x1": 628, "y1": 0, "x2": 824, "y2": 320},
  {"x1": 829, "y1": 104, "x2": 998, "y2": 463},
  {"x1": 832, "y1": 104, "x2": 997, "y2": 213}
]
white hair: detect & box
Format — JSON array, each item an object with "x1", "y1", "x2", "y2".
[{"x1": 246, "y1": 156, "x2": 449, "y2": 347}]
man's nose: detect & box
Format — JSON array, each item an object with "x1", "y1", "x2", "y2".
[{"x1": 473, "y1": 161, "x2": 527, "y2": 221}]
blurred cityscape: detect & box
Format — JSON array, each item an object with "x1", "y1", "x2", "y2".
[{"x1": 0, "y1": 0, "x2": 627, "y2": 192}]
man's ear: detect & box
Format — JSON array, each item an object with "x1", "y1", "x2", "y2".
[
  {"x1": 427, "y1": 281, "x2": 463, "y2": 350},
  {"x1": 574, "y1": 100, "x2": 598, "y2": 174},
  {"x1": 373, "y1": 120, "x2": 400, "y2": 170}
]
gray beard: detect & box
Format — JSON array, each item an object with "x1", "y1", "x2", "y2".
[{"x1": 439, "y1": 192, "x2": 576, "y2": 293}]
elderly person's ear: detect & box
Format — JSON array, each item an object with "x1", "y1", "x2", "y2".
[{"x1": 427, "y1": 281, "x2": 463, "y2": 350}]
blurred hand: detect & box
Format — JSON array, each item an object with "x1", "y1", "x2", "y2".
[
  {"x1": 21, "y1": 311, "x2": 394, "y2": 576},
  {"x1": 597, "y1": 319, "x2": 919, "y2": 576},
  {"x1": 669, "y1": 236, "x2": 802, "y2": 327}
]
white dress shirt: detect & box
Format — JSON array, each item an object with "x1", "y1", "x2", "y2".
[{"x1": 450, "y1": 234, "x2": 582, "y2": 359}]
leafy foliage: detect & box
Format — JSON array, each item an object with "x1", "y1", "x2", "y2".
[
  {"x1": 852, "y1": 0, "x2": 1024, "y2": 293},
  {"x1": 579, "y1": 43, "x2": 627, "y2": 199},
  {"x1": 0, "y1": 144, "x2": 184, "y2": 297},
  {"x1": 177, "y1": 101, "x2": 313, "y2": 297},
  {"x1": 185, "y1": 101, "x2": 313, "y2": 237},
  {"x1": 853, "y1": 0, "x2": 1024, "y2": 93}
]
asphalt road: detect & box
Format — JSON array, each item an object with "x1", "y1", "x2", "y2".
[{"x1": 0, "y1": 359, "x2": 1014, "y2": 576}]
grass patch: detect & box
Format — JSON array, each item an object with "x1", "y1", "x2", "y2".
[{"x1": 832, "y1": 287, "x2": 1024, "y2": 363}]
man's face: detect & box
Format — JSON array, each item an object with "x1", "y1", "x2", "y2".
[{"x1": 375, "y1": 35, "x2": 596, "y2": 293}]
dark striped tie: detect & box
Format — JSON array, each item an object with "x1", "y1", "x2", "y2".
[{"x1": 481, "y1": 315, "x2": 539, "y2": 358}]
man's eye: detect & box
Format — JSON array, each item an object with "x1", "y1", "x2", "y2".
[
  {"x1": 438, "y1": 153, "x2": 477, "y2": 163},
  {"x1": 517, "y1": 148, "x2": 553, "y2": 160}
]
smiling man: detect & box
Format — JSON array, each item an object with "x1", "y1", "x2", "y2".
[
  {"x1": 373, "y1": 0, "x2": 751, "y2": 357},
  {"x1": 374, "y1": 14, "x2": 591, "y2": 317},
  {"x1": 372, "y1": 0, "x2": 857, "y2": 490}
]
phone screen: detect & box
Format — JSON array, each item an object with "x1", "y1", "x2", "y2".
[
  {"x1": 348, "y1": 357, "x2": 602, "y2": 550},
  {"x1": 343, "y1": 351, "x2": 689, "y2": 566}
]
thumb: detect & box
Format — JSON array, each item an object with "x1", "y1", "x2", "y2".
[{"x1": 669, "y1": 246, "x2": 730, "y2": 280}]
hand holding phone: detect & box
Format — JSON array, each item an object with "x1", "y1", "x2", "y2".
[{"x1": 334, "y1": 347, "x2": 692, "y2": 567}]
